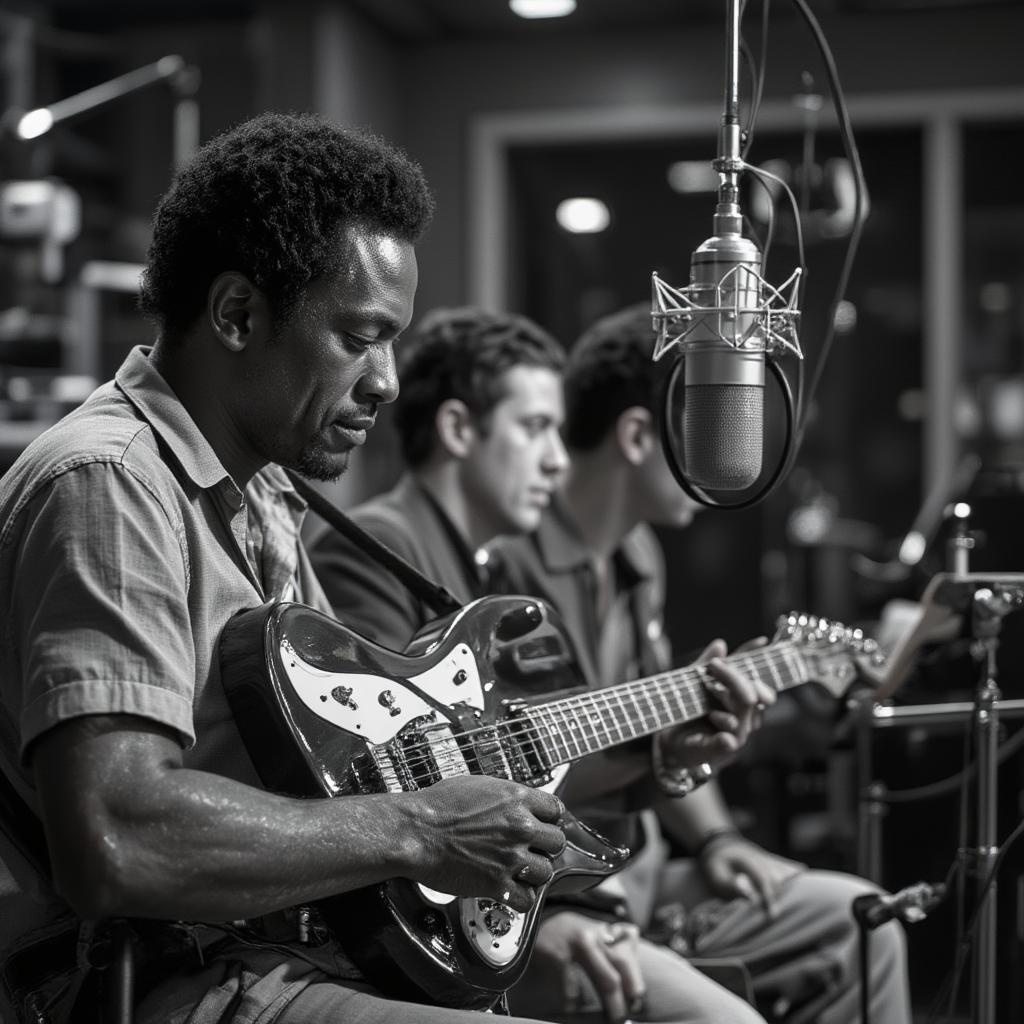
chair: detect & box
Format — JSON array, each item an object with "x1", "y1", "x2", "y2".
[{"x1": 0, "y1": 766, "x2": 134, "y2": 1024}]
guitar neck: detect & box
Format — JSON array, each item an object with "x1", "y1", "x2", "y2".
[{"x1": 513, "y1": 640, "x2": 811, "y2": 769}]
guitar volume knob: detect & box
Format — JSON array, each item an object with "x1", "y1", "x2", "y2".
[
  {"x1": 378, "y1": 690, "x2": 402, "y2": 717},
  {"x1": 480, "y1": 900, "x2": 515, "y2": 937}
]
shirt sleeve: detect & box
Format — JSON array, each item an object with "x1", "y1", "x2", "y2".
[
  {"x1": 10, "y1": 461, "x2": 197, "y2": 760},
  {"x1": 308, "y1": 512, "x2": 425, "y2": 653}
]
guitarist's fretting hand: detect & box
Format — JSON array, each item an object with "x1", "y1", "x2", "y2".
[
  {"x1": 655, "y1": 639, "x2": 777, "y2": 771},
  {"x1": 409, "y1": 775, "x2": 567, "y2": 913}
]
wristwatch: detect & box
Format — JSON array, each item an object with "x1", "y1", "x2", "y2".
[{"x1": 651, "y1": 735, "x2": 714, "y2": 797}]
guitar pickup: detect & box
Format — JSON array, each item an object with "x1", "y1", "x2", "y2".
[
  {"x1": 468, "y1": 727, "x2": 513, "y2": 782},
  {"x1": 497, "y1": 704, "x2": 554, "y2": 786}
]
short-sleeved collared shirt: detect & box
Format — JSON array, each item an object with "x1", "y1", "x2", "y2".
[
  {"x1": 490, "y1": 495, "x2": 671, "y2": 693},
  {"x1": 0, "y1": 345, "x2": 331, "y2": 955}
]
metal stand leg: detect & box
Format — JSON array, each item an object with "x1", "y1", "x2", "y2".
[
  {"x1": 970, "y1": 641, "x2": 1000, "y2": 1024},
  {"x1": 108, "y1": 920, "x2": 135, "y2": 1024},
  {"x1": 856, "y1": 699, "x2": 886, "y2": 883}
]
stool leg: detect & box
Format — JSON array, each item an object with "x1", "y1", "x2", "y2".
[{"x1": 107, "y1": 920, "x2": 134, "y2": 1024}]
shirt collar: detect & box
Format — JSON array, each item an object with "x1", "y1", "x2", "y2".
[
  {"x1": 535, "y1": 493, "x2": 593, "y2": 572},
  {"x1": 411, "y1": 477, "x2": 489, "y2": 596},
  {"x1": 535, "y1": 493, "x2": 650, "y2": 589},
  {"x1": 114, "y1": 345, "x2": 236, "y2": 493}
]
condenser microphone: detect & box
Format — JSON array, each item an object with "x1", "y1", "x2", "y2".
[
  {"x1": 678, "y1": 219, "x2": 767, "y2": 490},
  {"x1": 651, "y1": 0, "x2": 801, "y2": 504}
]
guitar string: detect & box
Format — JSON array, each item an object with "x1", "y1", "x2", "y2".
[
  {"x1": 368, "y1": 640, "x2": 833, "y2": 782},
  {"x1": 381, "y1": 642, "x2": 817, "y2": 779}
]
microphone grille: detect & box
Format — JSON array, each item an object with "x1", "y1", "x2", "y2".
[{"x1": 682, "y1": 384, "x2": 764, "y2": 490}]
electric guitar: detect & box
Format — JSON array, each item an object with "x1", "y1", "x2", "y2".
[{"x1": 221, "y1": 595, "x2": 882, "y2": 1010}]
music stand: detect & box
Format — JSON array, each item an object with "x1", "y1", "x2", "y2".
[{"x1": 859, "y1": 572, "x2": 1024, "y2": 1024}]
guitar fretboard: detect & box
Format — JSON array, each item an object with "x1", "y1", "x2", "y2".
[{"x1": 503, "y1": 640, "x2": 811, "y2": 769}]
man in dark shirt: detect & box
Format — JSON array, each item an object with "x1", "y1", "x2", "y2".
[
  {"x1": 491, "y1": 303, "x2": 912, "y2": 1024},
  {"x1": 310, "y1": 306, "x2": 776, "y2": 1024}
]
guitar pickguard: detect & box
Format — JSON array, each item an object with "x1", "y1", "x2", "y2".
[
  {"x1": 221, "y1": 597, "x2": 623, "y2": 1010},
  {"x1": 280, "y1": 637, "x2": 484, "y2": 744}
]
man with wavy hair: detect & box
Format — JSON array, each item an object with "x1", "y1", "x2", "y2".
[
  {"x1": 310, "y1": 305, "x2": 775, "y2": 1024},
  {"x1": 491, "y1": 303, "x2": 913, "y2": 1024}
]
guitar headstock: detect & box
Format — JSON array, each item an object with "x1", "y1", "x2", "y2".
[{"x1": 774, "y1": 611, "x2": 887, "y2": 699}]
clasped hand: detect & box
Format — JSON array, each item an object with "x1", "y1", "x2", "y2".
[
  {"x1": 532, "y1": 911, "x2": 645, "y2": 1024},
  {"x1": 700, "y1": 834, "x2": 805, "y2": 917}
]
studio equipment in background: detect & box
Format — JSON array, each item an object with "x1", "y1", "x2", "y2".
[
  {"x1": 855, "y1": 561, "x2": 1024, "y2": 1024},
  {"x1": 852, "y1": 880, "x2": 948, "y2": 931},
  {"x1": 651, "y1": 0, "x2": 868, "y2": 509},
  {"x1": 852, "y1": 882, "x2": 947, "y2": 1024},
  {"x1": 748, "y1": 72, "x2": 859, "y2": 246},
  {"x1": 851, "y1": 453, "x2": 982, "y2": 585}
]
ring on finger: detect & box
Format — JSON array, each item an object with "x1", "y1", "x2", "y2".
[{"x1": 602, "y1": 922, "x2": 630, "y2": 947}]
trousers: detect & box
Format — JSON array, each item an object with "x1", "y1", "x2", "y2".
[{"x1": 508, "y1": 813, "x2": 912, "y2": 1024}]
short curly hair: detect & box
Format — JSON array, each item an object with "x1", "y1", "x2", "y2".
[
  {"x1": 563, "y1": 302, "x2": 668, "y2": 451},
  {"x1": 395, "y1": 306, "x2": 565, "y2": 467},
  {"x1": 138, "y1": 111, "x2": 434, "y2": 338}
]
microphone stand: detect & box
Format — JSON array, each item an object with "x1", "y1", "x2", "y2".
[
  {"x1": 860, "y1": 560, "x2": 1024, "y2": 1024},
  {"x1": 966, "y1": 580, "x2": 1016, "y2": 1024}
]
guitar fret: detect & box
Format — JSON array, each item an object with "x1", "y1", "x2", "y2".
[
  {"x1": 616, "y1": 689, "x2": 638, "y2": 739},
  {"x1": 572, "y1": 702, "x2": 592, "y2": 753},
  {"x1": 737, "y1": 654, "x2": 759, "y2": 687},
  {"x1": 539, "y1": 706, "x2": 569, "y2": 763},
  {"x1": 640, "y1": 683, "x2": 662, "y2": 733},
  {"x1": 558, "y1": 704, "x2": 583, "y2": 759},
  {"x1": 653, "y1": 677, "x2": 676, "y2": 728},
  {"x1": 578, "y1": 699, "x2": 597, "y2": 749},
  {"x1": 602, "y1": 692, "x2": 627, "y2": 744},
  {"x1": 780, "y1": 646, "x2": 806, "y2": 686},
  {"x1": 765, "y1": 652, "x2": 785, "y2": 692}
]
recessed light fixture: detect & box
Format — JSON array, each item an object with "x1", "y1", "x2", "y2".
[
  {"x1": 16, "y1": 108, "x2": 54, "y2": 140},
  {"x1": 555, "y1": 197, "x2": 610, "y2": 234},
  {"x1": 509, "y1": 0, "x2": 577, "y2": 20}
]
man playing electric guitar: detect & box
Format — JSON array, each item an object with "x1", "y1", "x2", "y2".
[
  {"x1": 490, "y1": 304, "x2": 913, "y2": 1024},
  {"x1": 0, "y1": 117, "x2": 568, "y2": 1024}
]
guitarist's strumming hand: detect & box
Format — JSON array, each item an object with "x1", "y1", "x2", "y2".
[
  {"x1": 654, "y1": 639, "x2": 777, "y2": 772},
  {"x1": 409, "y1": 774, "x2": 567, "y2": 913}
]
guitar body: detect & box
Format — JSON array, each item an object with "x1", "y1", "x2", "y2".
[{"x1": 220, "y1": 595, "x2": 630, "y2": 1010}]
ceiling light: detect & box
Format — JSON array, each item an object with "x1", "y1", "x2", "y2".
[
  {"x1": 509, "y1": 0, "x2": 577, "y2": 20},
  {"x1": 16, "y1": 108, "x2": 54, "y2": 140},
  {"x1": 555, "y1": 197, "x2": 609, "y2": 234}
]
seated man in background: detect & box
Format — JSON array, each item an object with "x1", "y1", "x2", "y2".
[
  {"x1": 490, "y1": 302, "x2": 912, "y2": 1024},
  {"x1": 310, "y1": 306, "x2": 779, "y2": 1024}
]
